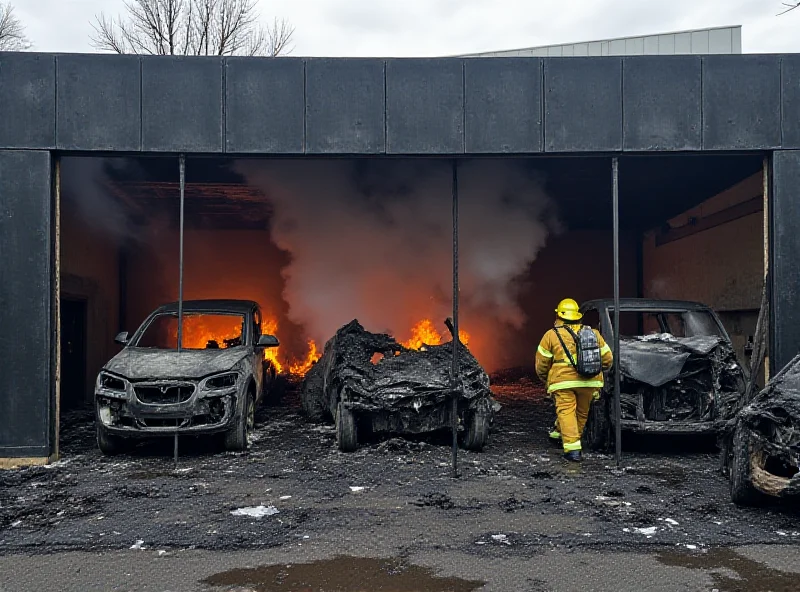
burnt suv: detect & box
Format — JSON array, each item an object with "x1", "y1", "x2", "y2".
[
  {"x1": 579, "y1": 299, "x2": 746, "y2": 449},
  {"x1": 94, "y1": 300, "x2": 279, "y2": 454}
]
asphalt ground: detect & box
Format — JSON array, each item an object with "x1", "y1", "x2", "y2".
[{"x1": 1, "y1": 379, "x2": 798, "y2": 591}]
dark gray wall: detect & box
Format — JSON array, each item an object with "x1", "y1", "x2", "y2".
[
  {"x1": 771, "y1": 151, "x2": 800, "y2": 372},
  {"x1": 0, "y1": 151, "x2": 52, "y2": 458},
  {"x1": 1, "y1": 53, "x2": 797, "y2": 155}
]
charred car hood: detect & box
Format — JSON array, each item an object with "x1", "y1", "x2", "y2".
[
  {"x1": 619, "y1": 335, "x2": 729, "y2": 387},
  {"x1": 104, "y1": 347, "x2": 249, "y2": 380}
]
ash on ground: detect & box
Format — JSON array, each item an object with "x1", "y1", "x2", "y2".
[{"x1": 1, "y1": 375, "x2": 798, "y2": 556}]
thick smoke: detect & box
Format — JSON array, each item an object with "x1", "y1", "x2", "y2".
[
  {"x1": 61, "y1": 157, "x2": 143, "y2": 241},
  {"x1": 237, "y1": 159, "x2": 561, "y2": 370}
]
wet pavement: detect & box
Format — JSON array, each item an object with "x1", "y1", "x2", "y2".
[
  {"x1": 1, "y1": 378, "x2": 799, "y2": 591},
  {"x1": 202, "y1": 556, "x2": 484, "y2": 591}
]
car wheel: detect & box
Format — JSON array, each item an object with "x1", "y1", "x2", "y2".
[
  {"x1": 96, "y1": 425, "x2": 126, "y2": 455},
  {"x1": 730, "y1": 424, "x2": 765, "y2": 506},
  {"x1": 461, "y1": 409, "x2": 489, "y2": 451},
  {"x1": 583, "y1": 397, "x2": 610, "y2": 451},
  {"x1": 225, "y1": 393, "x2": 255, "y2": 452},
  {"x1": 335, "y1": 401, "x2": 358, "y2": 452}
]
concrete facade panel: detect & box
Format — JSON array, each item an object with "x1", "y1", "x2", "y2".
[
  {"x1": 782, "y1": 55, "x2": 800, "y2": 149},
  {"x1": 464, "y1": 58, "x2": 542, "y2": 153},
  {"x1": 703, "y1": 55, "x2": 781, "y2": 150},
  {"x1": 225, "y1": 58, "x2": 305, "y2": 154},
  {"x1": 623, "y1": 56, "x2": 701, "y2": 151},
  {"x1": 386, "y1": 59, "x2": 464, "y2": 154},
  {"x1": 0, "y1": 151, "x2": 52, "y2": 458},
  {"x1": 142, "y1": 57, "x2": 223, "y2": 152},
  {"x1": 305, "y1": 58, "x2": 386, "y2": 154},
  {"x1": 57, "y1": 55, "x2": 141, "y2": 151},
  {"x1": 0, "y1": 54, "x2": 55, "y2": 149},
  {"x1": 771, "y1": 150, "x2": 800, "y2": 371},
  {"x1": 544, "y1": 57, "x2": 622, "y2": 152}
]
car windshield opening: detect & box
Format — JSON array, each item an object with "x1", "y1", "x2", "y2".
[
  {"x1": 609, "y1": 309, "x2": 723, "y2": 339},
  {"x1": 135, "y1": 313, "x2": 246, "y2": 349}
]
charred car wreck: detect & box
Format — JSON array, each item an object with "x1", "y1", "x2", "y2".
[
  {"x1": 301, "y1": 320, "x2": 497, "y2": 452},
  {"x1": 94, "y1": 300, "x2": 279, "y2": 454},
  {"x1": 581, "y1": 299, "x2": 746, "y2": 449},
  {"x1": 723, "y1": 354, "x2": 800, "y2": 505}
]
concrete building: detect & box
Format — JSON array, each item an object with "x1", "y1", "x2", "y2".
[
  {"x1": 462, "y1": 25, "x2": 742, "y2": 57},
  {"x1": 0, "y1": 49, "x2": 799, "y2": 465}
]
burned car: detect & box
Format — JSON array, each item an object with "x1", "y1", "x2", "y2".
[
  {"x1": 579, "y1": 299, "x2": 746, "y2": 449},
  {"x1": 94, "y1": 300, "x2": 279, "y2": 454},
  {"x1": 723, "y1": 354, "x2": 800, "y2": 506},
  {"x1": 301, "y1": 320, "x2": 497, "y2": 452}
]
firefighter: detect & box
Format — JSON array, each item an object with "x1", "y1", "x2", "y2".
[{"x1": 535, "y1": 298, "x2": 613, "y2": 462}]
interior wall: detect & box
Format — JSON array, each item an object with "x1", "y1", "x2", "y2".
[
  {"x1": 642, "y1": 172, "x2": 764, "y2": 373},
  {"x1": 60, "y1": 203, "x2": 121, "y2": 404},
  {"x1": 504, "y1": 229, "x2": 638, "y2": 368}
]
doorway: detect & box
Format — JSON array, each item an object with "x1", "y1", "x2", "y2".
[{"x1": 60, "y1": 298, "x2": 88, "y2": 411}]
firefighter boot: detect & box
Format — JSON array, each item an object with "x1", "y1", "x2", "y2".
[{"x1": 564, "y1": 450, "x2": 582, "y2": 462}]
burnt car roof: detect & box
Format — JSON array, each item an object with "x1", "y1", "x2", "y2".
[
  {"x1": 581, "y1": 298, "x2": 713, "y2": 312},
  {"x1": 154, "y1": 299, "x2": 259, "y2": 314}
]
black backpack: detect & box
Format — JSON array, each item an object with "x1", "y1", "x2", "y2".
[{"x1": 554, "y1": 325, "x2": 602, "y2": 377}]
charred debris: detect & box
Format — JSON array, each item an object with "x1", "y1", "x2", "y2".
[
  {"x1": 722, "y1": 353, "x2": 800, "y2": 503},
  {"x1": 617, "y1": 334, "x2": 745, "y2": 428},
  {"x1": 301, "y1": 320, "x2": 498, "y2": 451}
]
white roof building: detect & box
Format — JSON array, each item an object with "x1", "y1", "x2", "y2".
[{"x1": 461, "y1": 25, "x2": 742, "y2": 58}]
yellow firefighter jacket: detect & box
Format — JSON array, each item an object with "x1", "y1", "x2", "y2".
[{"x1": 535, "y1": 321, "x2": 614, "y2": 393}]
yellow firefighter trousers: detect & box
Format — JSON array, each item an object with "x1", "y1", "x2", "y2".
[{"x1": 552, "y1": 387, "x2": 596, "y2": 452}]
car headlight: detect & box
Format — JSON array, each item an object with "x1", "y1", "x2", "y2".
[
  {"x1": 96, "y1": 372, "x2": 128, "y2": 400},
  {"x1": 203, "y1": 372, "x2": 239, "y2": 393},
  {"x1": 98, "y1": 372, "x2": 126, "y2": 392}
]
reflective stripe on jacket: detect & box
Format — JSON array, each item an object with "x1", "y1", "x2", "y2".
[{"x1": 535, "y1": 321, "x2": 614, "y2": 393}]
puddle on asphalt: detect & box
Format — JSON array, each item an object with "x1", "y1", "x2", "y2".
[
  {"x1": 202, "y1": 556, "x2": 484, "y2": 591},
  {"x1": 657, "y1": 547, "x2": 797, "y2": 591}
]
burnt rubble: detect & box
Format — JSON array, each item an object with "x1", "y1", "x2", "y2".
[
  {"x1": 301, "y1": 320, "x2": 497, "y2": 433},
  {"x1": 722, "y1": 354, "x2": 800, "y2": 498},
  {"x1": 618, "y1": 334, "x2": 745, "y2": 424}
]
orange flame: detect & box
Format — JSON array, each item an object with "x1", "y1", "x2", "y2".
[
  {"x1": 401, "y1": 319, "x2": 470, "y2": 350},
  {"x1": 288, "y1": 340, "x2": 320, "y2": 375},
  {"x1": 176, "y1": 315, "x2": 244, "y2": 349},
  {"x1": 261, "y1": 318, "x2": 284, "y2": 373}
]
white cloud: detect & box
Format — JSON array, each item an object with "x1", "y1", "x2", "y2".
[{"x1": 9, "y1": 0, "x2": 800, "y2": 55}]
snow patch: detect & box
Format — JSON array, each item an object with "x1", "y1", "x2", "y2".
[{"x1": 230, "y1": 505, "x2": 279, "y2": 518}]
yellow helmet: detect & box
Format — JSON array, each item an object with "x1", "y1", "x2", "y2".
[{"x1": 555, "y1": 298, "x2": 582, "y2": 321}]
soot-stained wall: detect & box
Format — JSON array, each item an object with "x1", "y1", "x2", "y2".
[
  {"x1": 60, "y1": 202, "x2": 121, "y2": 404},
  {"x1": 0, "y1": 151, "x2": 52, "y2": 460}
]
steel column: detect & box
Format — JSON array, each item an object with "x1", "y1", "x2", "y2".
[
  {"x1": 451, "y1": 159, "x2": 460, "y2": 479},
  {"x1": 175, "y1": 154, "x2": 186, "y2": 466},
  {"x1": 612, "y1": 157, "x2": 622, "y2": 467}
]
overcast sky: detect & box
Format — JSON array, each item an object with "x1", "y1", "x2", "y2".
[{"x1": 12, "y1": 0, "x2": 800, "y2": 56}]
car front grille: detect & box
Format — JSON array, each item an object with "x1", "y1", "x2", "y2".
[{"x1": 134, "y1": 384, "x2": 195, "y2": 405}]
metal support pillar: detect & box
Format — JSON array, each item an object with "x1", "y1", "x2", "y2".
[
  {"x1": 612, "y1": 157, "x2": 622, "y2": 467},
  {"x1": 175, "y1": 154, "x2": 186, "y2": 467},
  {"x1": 451, "y1": 159, "x2": 460, "y2": 479}
]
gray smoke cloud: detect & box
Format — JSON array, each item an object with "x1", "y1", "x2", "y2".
[
  {"x1": 237, "y1": 158, "x2": 561, "y2": 370},
  {"x1": 60, "y1": 157, "x2": 138, "y2": 241}
]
